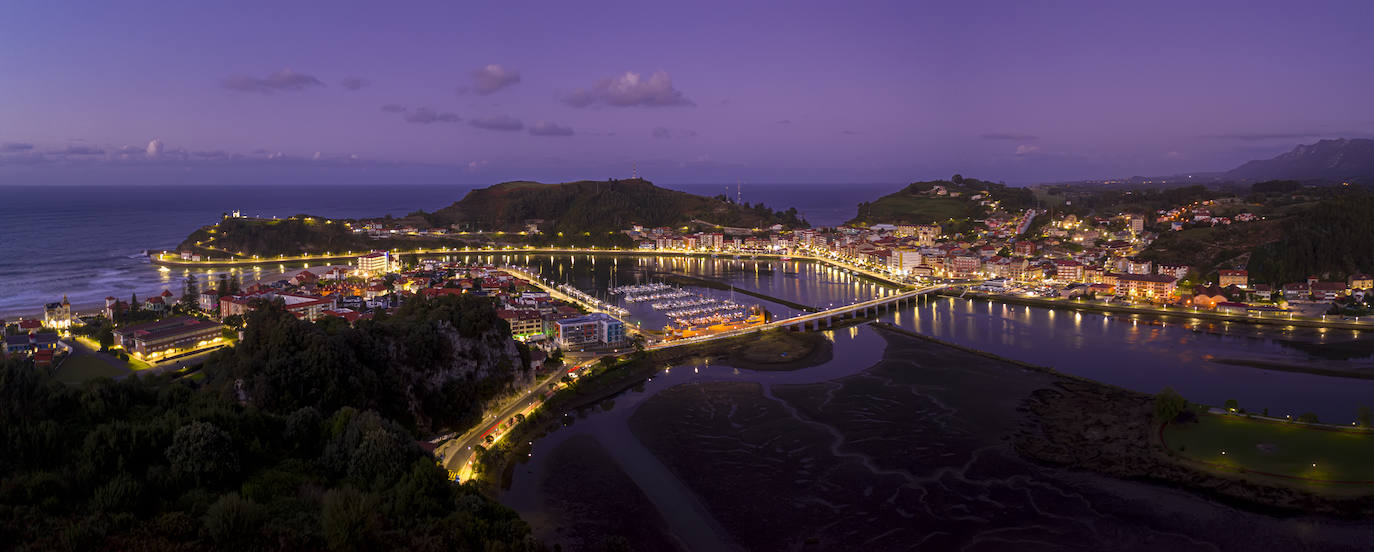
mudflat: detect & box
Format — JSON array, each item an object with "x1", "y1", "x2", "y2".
[
  {"x1": 534, "y1": 433, "x2": 684, "y2": 551},
  {"x1": 624, "y1": 328, "x2": 1374, "y2": 551}
]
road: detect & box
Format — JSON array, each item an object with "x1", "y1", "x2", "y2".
[
  {"x1": 435, "y1": 284, "x2": 943, "y2": 481},
  {"x1": 435, "y1": 365, "x2": 571, "y2": 481},
  {"x1": 150, "y1": 246, "x2": 917, "y2": 287}
]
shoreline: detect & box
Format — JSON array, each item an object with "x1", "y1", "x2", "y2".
[
  {"x1": 473, "y1": 324, "x2": 858, "y2": 495},
  {"x1": 148, "y1": 248, "x2": 913, "y2": 288},
  {"x1": 952, "y1": 290, "x2": 1371, "y2": 332}
]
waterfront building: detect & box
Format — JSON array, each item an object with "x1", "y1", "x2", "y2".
[
  {"x1": 358, "y1": 251, "x2": 391, "y2": 274},
  {"x1": 1310, "y1": 282, "x2": 1347, "y2": 301},
  {"x1": 1114, "y1": 273, "x2": 1178, "y2": 300},
  {"x1": 1281, "y1": 283, "x2": 1309, "y2": 300},
  {"x1": 1349, "y1": 274, "x2": 1373, "y2": 291},
  {"x1": 113, "y1": 316, "x2": 224, "y2": 358},
  {"x1": 554, "y1": 312, "x2": 626, "y2": 348},
  {"x1": 1189, "y1": 285, "x2": 1229, "y2": 309},
  {"x1": 950, "y1": 255, "x2": 980, "y2": 279},
  {"x1": 42, "y1": 295, "x2": 72, "y2": 329},
  {"x1": 1053, "y1": 259, "x2": 1084, "y2": 282}
]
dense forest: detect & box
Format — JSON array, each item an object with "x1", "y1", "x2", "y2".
[
  {"x1": 203, "y1": 295, "x2": 532, "y2": 434},
  {"x1": 0, "y1": 296, "x2": 540, "y2": 550},
  {"x1": 1247, "y1": 192, "x2": 1374, "y2": 284},
  {"x1": 433, "y1": 179, "x2": 808, "y2": 233}
]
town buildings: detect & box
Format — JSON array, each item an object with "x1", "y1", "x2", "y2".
[
  {"x1": 554, "y1": 313, "x2": 626, "y2": 348},
  {"x1": 1219, "y1": 269, "x2": 1248, "y2": 288},
  {"x1": 42, "y1": 295, "x2": 72, "y2": 329},
  {"x1": 358, "y1": 251, "x2": 393, "y2": 275},
  {"x1": 113, "y1": 316, "x2": 224, "y2": 358}
]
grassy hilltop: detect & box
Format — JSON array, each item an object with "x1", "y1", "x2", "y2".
[
  {"x1": 431, "y1": 178, "x2": 807, "y2": 233},
  {"x1": 847, "y1": 176, "x2": 1034, "y2": 226},
  {"x1": 172, "y1": 178, "x2": 809, "y2": 258}
]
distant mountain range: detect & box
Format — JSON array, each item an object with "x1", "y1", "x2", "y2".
[{"x1": 1223, "y1": 138, "x2": 1374, "y2": 182}]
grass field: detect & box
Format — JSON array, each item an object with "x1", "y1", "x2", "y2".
[
  {"x1": 54, "y1": 353, "x2": 131, "y2": 383},
  {"x1": 732, "y1": 329, "x2": 823, "y2": 366},
  {"x1": 1165, "y1": 413, "x2": 1374, "y2": 483}
]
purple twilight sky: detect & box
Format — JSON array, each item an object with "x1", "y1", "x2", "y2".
[{"x1": 2, "y1": 1, "x2": 1373, "y2": 186}]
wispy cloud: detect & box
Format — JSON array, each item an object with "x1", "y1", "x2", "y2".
[
  {"x1": 1015, "y1": 144, "x2": 1040, "y2": 156},
  {"x1": 469, "y1": 114, "x2": 524, "y2": 131},
  {"x1": 340, "y1": 77, "x2": 371, "y2": 91},
  {"x1": 469, "y1": 64, "x2": 521, "y2": 95},
  {"x1": 563, "y1": 70, "x2": 693, "y2": 108},
  {"x1": 529, "y1": 120, "x2": 574, "y2": 136},
  {"x1": 981, "y1": 132, "x2": 1038, "y2": 140},
  {"x1": 0, "y1": 142, "x2": 34, "y2": 152},
  {"x1": 404, "y1": 107, "x2": 461, "y2": 124},
  {"x1": 222, "y1": 69, "x2": 325, "y2": 94}
]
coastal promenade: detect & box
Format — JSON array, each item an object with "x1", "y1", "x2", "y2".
[
  {"x1": 149, "y1": 246, "x2": 915, "y2": 288},
  {"x1": 954, "y1": 290, "x2": 1374, "y2": 332}
]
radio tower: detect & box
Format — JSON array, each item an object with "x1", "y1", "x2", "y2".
[{"x1": 632, "y1": 163, "x2": 638, "y2": 180}]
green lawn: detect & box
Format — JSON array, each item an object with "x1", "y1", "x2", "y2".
[
  {"x1": 1165, "y1": 414, "x2": 1374, "y2": 483},
  {"x1": 54, "y1": 353, "x2": 131, "y2": 383}
]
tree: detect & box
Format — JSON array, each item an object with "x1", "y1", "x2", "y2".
[
  {"x1": 180, "y1": 275, "x2": 199, "y2": 311},
  {"x1": 96, "y1": 324, "x2": 114, "y2": 351},
  {"x1": 322, "y1": 487, "x2": 377, "y2": 551},
  {"x1": 513, "y1": 413, "x2": 525, "y2": 424},
  {"x1": 1358, "y1": 405, "x2": 1372, "y2": 428},
  {"x1": 1223, "y1": 398, "x2": 1240, "y2": 413},
  {"x1": 203, "y1": 493, "x2": 263, "y2": 544},
  {"x1": 165, "y1": 421, "x2": 239, "y2": 485},
  {"x1": 1298, "y1": 412, "x2": 1320, "y2": 424},
  {"x1": 1154, "y1": 387, "x2": 1187, "y2": 422}
]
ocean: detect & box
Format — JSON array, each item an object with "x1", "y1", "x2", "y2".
[{"x1": 0, "y1": 182, "x2": 901, "y2": 318}]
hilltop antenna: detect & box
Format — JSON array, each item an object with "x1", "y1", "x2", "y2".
[
  {"x1": 632, "y1": 163, "x2": 638, "y2": 180},
  {"x1": 737, "y1": 181, "x2": 742, "y2": 205}
]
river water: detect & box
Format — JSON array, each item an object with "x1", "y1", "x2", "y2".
[
  {"x1": 450, "y1": 253, "x2": 1374, "y2": 422},
  {"x1": 502, "y1": 322, "x2": 1374, "y2": 551}
]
